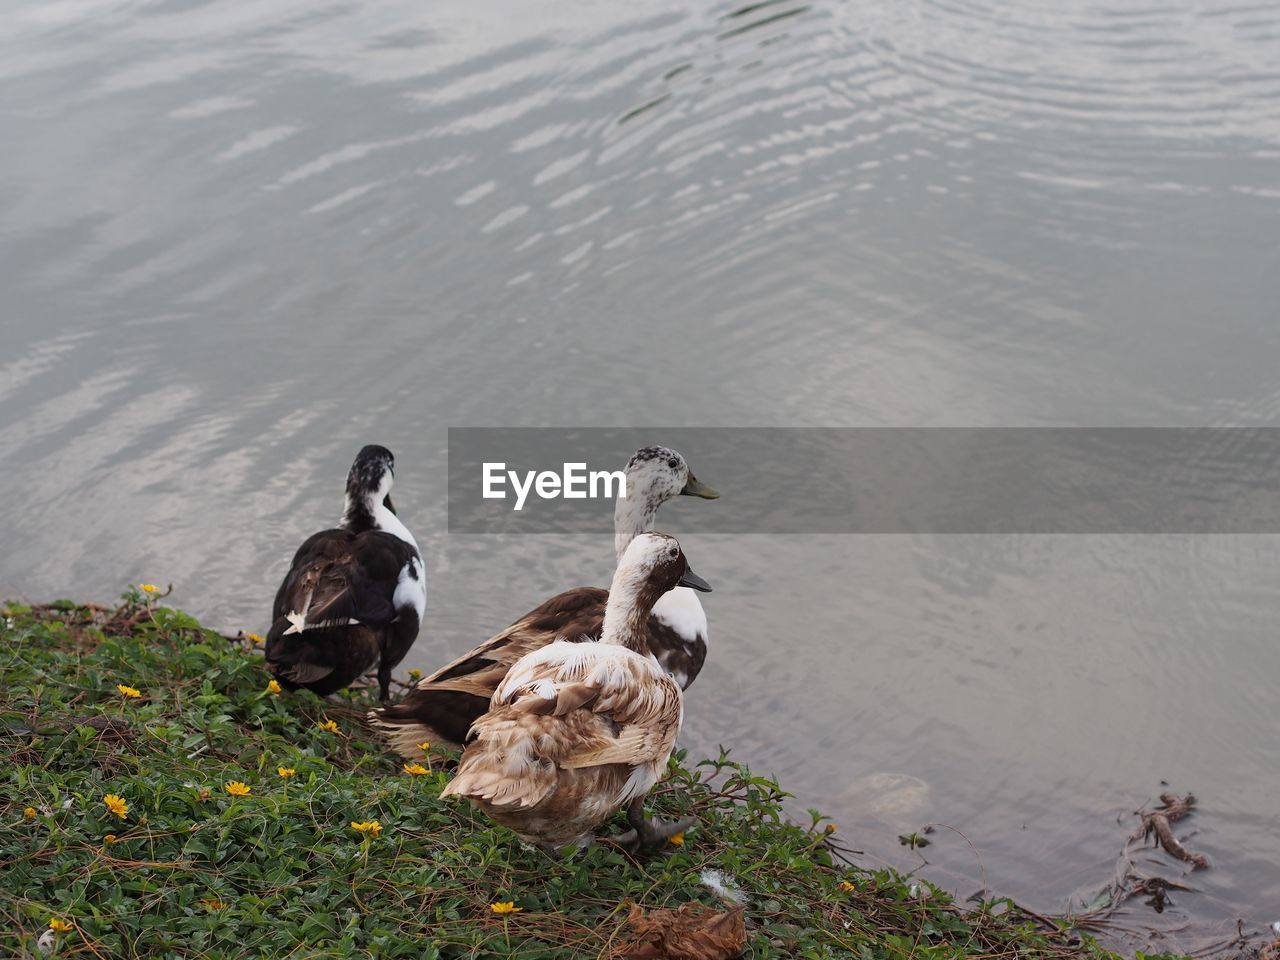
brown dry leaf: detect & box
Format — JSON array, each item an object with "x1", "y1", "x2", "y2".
[
  {"x1": 622, "y1": 902, "x2": 746, "y2": 960},
  {"x1": 1260, "y1": 939, "x2": 1280, "y2": 960}
]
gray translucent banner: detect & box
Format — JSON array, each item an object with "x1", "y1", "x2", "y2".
[{"x1": 447, "y1": 428, "x2": 1280, "y2": 534}]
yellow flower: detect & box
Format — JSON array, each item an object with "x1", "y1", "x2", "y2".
[
  {"x1": 48, "y1": 918, "x2": 74, "y2": 933},
  {"x1": 417, "y1": 741, "x2": 431, "y2": 753},
  {"x1": 402, "y1": 762, "x2": 429, "y2": 776},
  {"x1": 139, "y1": 583, "x2": 159, "y2": 594},
  {"x1": 246, "y1": 632, "x2": 264, "y2": 645},
  {"x1": 490, "y1": 901, "x2": 522, "y2": 915},
  {"x1": 668, "y1": 832, "x2": 685, "y2": 846},
  {"x1": 224, "y1": 781, "x2": 251, "y2": 797},
  {"x1": 116, "y1": 683, "x2": 141, "y2": 699},
  {"x1": 200, "y1": 897, "x2": 227, "y2": 911},
  {"x1": 104, "y1": 834, "x2": 118, "y2": 843},
  {"x1": 23, "y1": 807, "x2": 36, "y2": 819},
  {"x1": 825, "y1": 823, "x2": 837, "y2": 833},
  {"x1": 266, "y1": 679, "x2": 282, "y2": 695},
  {"x1": 317, "y1": 719, "x2": 340, "y2": 734},
  {"x1": 277, "y1": 767, "x2": 296, "y2": 779},
  {"x1": 351, "y1": 820, "x2": 383, "y2": 838},
  {"x1": 103, "y1": 794, "x2": 128, "y2": 820},
  {"x1": 407, "y1": 668, "x2": 422, "y2": 680}
]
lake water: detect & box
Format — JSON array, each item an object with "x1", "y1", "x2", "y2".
[{"x1": 3, "y1": 0, "x2": 1278, "y2": 950}]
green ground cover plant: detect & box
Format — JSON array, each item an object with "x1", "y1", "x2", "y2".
[{"x1": 0, "y1": 592, "x2": 1170, "y2": 959}]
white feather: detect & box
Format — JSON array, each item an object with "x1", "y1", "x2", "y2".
[
  {"x1": 372, "y1": 469, "x2": 420, "y2": 552},
  {"x1": 699, "y1": 869, "x2": 747, "y2": 904},
  {"x1": 651, "y1": 585, "x2": 707, "y2": 644},
  {"x1": 393, "y1": 555, "x2": 427, "y2": 620},
  {"x1": 497, "y1": 640, "x2": 659, "y2": 702},
  {"x1": 615, "y1": 761, "x2": 661, "y2": 806}
]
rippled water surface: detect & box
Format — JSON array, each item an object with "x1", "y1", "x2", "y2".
[{"x1": 4, "y1": 0, "x2": 1279, "y2": 948}]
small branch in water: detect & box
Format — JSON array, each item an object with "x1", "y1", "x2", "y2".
[
  {"x1": 1052, "y1": 788, "x2": 1209, "y2": 925},
  {"x1": 1129, "y1": 793, "x2": 1208, "y2": 870}
]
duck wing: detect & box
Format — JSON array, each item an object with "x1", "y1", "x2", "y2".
[
  {"x1": 266, "y1": 530, "x2": 418, "y2": 688},
  {"x1": 273, "y1": 532, "x2": 398, "y2": 628},
  {"x1": 369, "y1": 586, "x2": 607, "y2": 755},
  {"x1": 430, "y1": 587, "x2": 609, "y2": 688},
  {"x1": 442, "y1": 642, "x2": 682, "y2": 809},
  {"x1": 500, "y1": 641, "x2": 683, "y2": 767}
]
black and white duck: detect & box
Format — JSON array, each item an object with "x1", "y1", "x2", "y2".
[
  {"x1": 264, "y1": 444, "x2": 425, "y2": 701},
  {"x1": 370, "y1": 445, "x2": 717, "y2": 756}
]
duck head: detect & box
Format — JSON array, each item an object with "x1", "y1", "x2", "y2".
[
  {"x1": 614, "y1": 447, "x2": 718, "y2": 559},
  {"x1": 343, "y1": 444, "x2": 396, "y2": 529},
  {"x1": 603, "y1": 532, "x2": 711, "y2": 649}
]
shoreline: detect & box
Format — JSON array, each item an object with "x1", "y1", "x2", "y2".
[{"x1": 2, "y1": 594, "x2": 1180, "y2": 959}]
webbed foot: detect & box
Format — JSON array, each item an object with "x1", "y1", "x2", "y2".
[{"x1": 613, "y1": 796, "x2": 696, "y2": 850}]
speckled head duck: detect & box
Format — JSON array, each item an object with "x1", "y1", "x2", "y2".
[{"x1": 370, "y1": 445, "x2": 718, "y2": 759}]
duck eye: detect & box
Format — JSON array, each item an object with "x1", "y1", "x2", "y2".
[{"x1": 668, "y1": 458, "x2": 679, "y2": 469}]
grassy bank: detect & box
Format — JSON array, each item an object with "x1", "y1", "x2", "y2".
[{"x1": 1, "y1": 592, "x2": 1156, "y2": 959}]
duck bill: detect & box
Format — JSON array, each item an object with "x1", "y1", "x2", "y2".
[
  {"x1": 678, "y1": 567, "x2": 712, "y2": 593},
  {"x1": 680, "y1": 474, "x2": 720, "y2": 499}
]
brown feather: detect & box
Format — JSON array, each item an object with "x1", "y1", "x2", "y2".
[
  {"x1": 369, "y1": 587, "x2": 607, "y2": 753},
  {"x1": 558, "y1": 724, "x2": 661, "y2": 768},
  {"x1": 371, "y1": 586, "x2": 701, "y2": 756},
  {"x1": 440, "y1": 644, "x2": 683, "y2": 847}
]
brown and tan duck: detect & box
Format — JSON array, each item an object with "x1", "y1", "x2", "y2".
[{"x1": 439, "y1": 532, "x2": 710, "y2": 854}]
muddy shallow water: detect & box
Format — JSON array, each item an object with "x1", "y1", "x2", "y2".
[{"x1": 3, "y1": 0, "x2": 1279, "y2": 949}]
